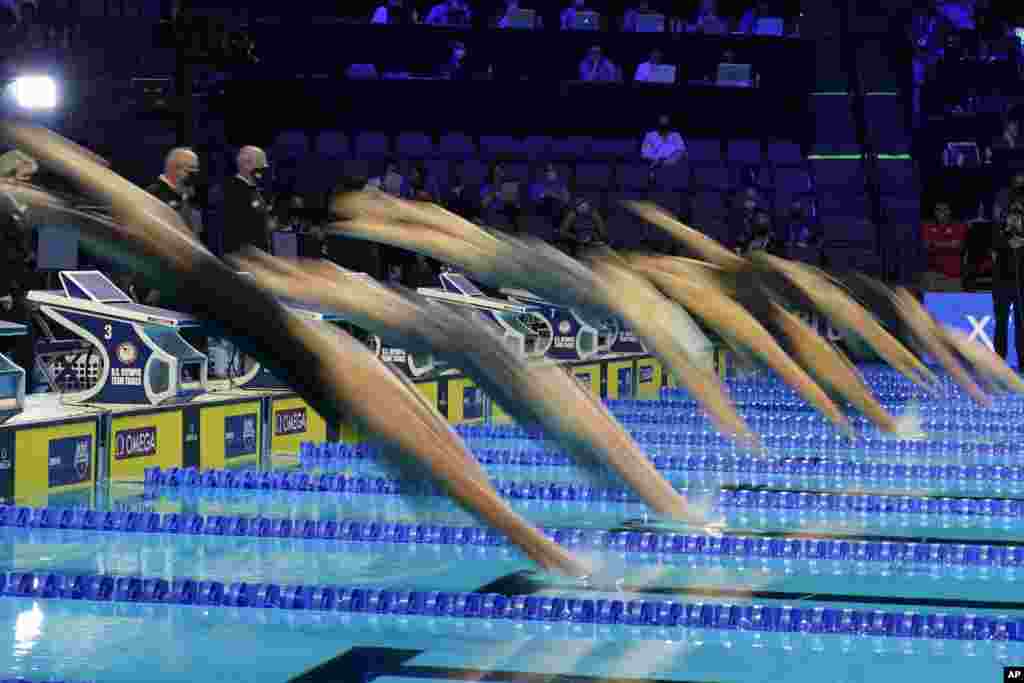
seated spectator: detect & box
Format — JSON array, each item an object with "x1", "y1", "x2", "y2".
[
  {"x1": 480, "y1": 161, "x2": 521, "y2": 231},
  {"x1": 641, "y1": 114, "x2": 687, "y2": 169},
  {"x1": 994, "y1": 172, "x2": 1024, "y2": 224},
  {"x1": 425, "y1": 0, "x2": 472, "y2": 26},
  {"x1": 555, "y1": 196, "x2": 608, "y2": 258},
  {"x1": 728, "y1": 188, "x2": 761, "y2": 250},
  {"x1": 560, "y1": 0, "x2": 594, "y2": 30},
  {"x1": 776, "y1": 199, "x2": 824, "y2": 260},
  {"x1": 921, "y1": 200, "x2": 968, "y2": 291},
  {"x1": 990, "y1": 117, "x2": 1021, "y2": 154},
  {"x1": 371, "y1": 0, "x2": 418, "y2": 24},
  {"x1": 496, "y1": 0, "x2": 542, "y2": 29},
  {"x1": 579, "y1": 45, "x2": 620, "y2": 82},
  {"x1": 739, "y1": 209, "x2": 776, "y2": 255},
  {"x1": 530, "y1": 162, "x2": 571, "y2": 224},
  {"x1": 407, "y1": 162, "x2": 441, "y2": 202},
  {"x1": 440, "y1": 41, "x2": 470, "y2": 80},
  {"x1": 622, "y1": 1, "x2": 653, "y2": 32},
  {"x1": 694, "y1": 0, "x2": 728, "y2": 34},
  {"x1": 444, "y1": 163, "x2": 478, "y2": 220},
  {"x1": 634, "y1": 48, "x2": 665, "y2": 83},
  {"x1": 738, "y1": 1, "x2": 785, "y2": 36},
  {"x1": 367, "y1": 159, "x2": 411, "y2": 197}
]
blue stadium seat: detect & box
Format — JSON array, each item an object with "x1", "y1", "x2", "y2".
[
  {"x1": 395, "y1": 132, "x2": 435, "y2": 159},
  {"x1": 811, "y1": 94, "x2": 857, "y2": 147},
  {"x1": 523, "y1": 136, "x2": 554, "y2": 160},
  {"x1": 313, "y1": 131, "x2": 349, "y2": 159},
  {"x1": 652, "y1": 162, "x2": 689, "y2": 191},
  {"x1": 276, "y1": 131, "x2": 311, "y2": 163},
  {"x1": 424, "y1": 159, "x2": 450, "y2": 189},
  {"x1": 727, "y1": 139, "x2": 761, "y2": 165},
  {"x1": 692, "y1": 164, "x2": 729, "y2": 191},
  {"x1": 615, "y1": 163, "x2": 650, "y2": 192},
  {"x1": 342, "y1": 159, "x2": 371, "y2": 181},
  {"x1": 502, "y1": 161, "x2": 530, "y2": 182},
  {"x1": 687, "y1": 139, "x2": 721, "y2": 163},
  {"x1": 878, "y1": 159, "x2": 917, "y2": 196},
  {"x1": 439, "y1": 132, "x2": 476, "y2": 159},
  {"x1": 767, "y1": 140, "x2": 803, "y2": 165},
  {"x1": 591, "y1": 138, "x2": 638, "y2": 161},
  {"x1": 691, "y1": 191, "x2": 727, "y2": 228},
  {"x1": 480, "y1": 135, "x2": 526, "y2": 158},
  {"x1": 810, "y1": 158, "x2": 863, "y2": 188},
  {"x1": 575, "y1": 162, "x2": 613, "y2": 189},
  {"x1": 457, "y1": 159, "x2": 488, "y2": 186},
  {"x1": 353, "y1": 132, "x2": 390, "y2": 159},
  {"x1": 551, "y1": 136, "x2": 593, "y2": 160}
]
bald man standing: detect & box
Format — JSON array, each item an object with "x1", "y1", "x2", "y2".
[
  {"x1": 222, "y1": 146, "x2": 272, "y2": 259},
  {"x1": 147, "y1": 147, "x2": 202, "y2": 237}
]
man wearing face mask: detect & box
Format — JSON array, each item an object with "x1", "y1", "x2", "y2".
[
  {"x1": 222, "y1": 146, "x2": 272, "y2": 260},
  {"x1": 147, "y1": 147, "x2": 202, "y2": 238},
  {"x1": 641, "y1": 114, "x2": 687, "y2": 170},
  {"x1": 991, "y1": 191, "x2": 1024, "y2": 368}
]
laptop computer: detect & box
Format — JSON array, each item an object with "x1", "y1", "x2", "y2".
[
  {"x1": 573, "y1": 10, "x2": 600, "y2": 31},
  {"x1": 716, "y1": 63, "x2": 753, "y2": 87},
  {"x1": 649, "y1": 64, "x2": 677, "y2": 84},
  {"x1": 635, "y1": 12, "x2": 665, "y2": 33},
  {"x1": 505, "y1": 8, "x2": 536, "y2": 29}
]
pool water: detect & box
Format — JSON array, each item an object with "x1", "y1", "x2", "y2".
[{"x1": 1, "y1": 368, "x2": 1023, "y2": 682}]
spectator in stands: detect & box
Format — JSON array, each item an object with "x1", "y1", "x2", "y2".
[
  {"x1": 556, "y1": 196, "x2": 608, "y2": 258},
  {"x1": 367, "y1": 159, "x2": 410, "y2": 197},
  {"x1": 622, "y1": 1, "x2": 653, "y2": 32},
  {"x1": 634, "y1": 48, "x2": 664, "y2": 83},
  {"x1": 738, "y1": 1, "x2": 784, "y2": 36},
  {"x1": 990, "y1": 118, "x2": 1021, "y2": 153},
  {"x1": 991, "y1": 192, "x2": 1024, "y2": 366},
  {"x1": 222, "y1": 146, "x2": 272, "y2": 259},
  {"x1": 496, "y1": 0, "x2": 542, "y2": 29},
  {"x1": 481, "y1": 161, "x2": 521, "y2": 231},
  {"x1": 531, "y1": 162, "x2": 571, "y2": 231},
  {"x1": 994, "y1": 172, "x2": 1024, "y2": 224},
  {"x1": 777, "y1": 198, "x2": 823, "y2": 257},
  {"x1": 444, "y1": 162, "x2": 478, "y2": 220},
  {"x1": 641, "y1": 114, "x2": 687, "y2": 170},
  {"x1": 440, "y1": 41, "x2": 470, "y2": 81},
  {"x1": 408, "y1": 162, "x2": 440, "y2": 202},
  {"x1": 740, "y1": 209, "x2": 775, "y2": 255},
  {"x1": 147, "y1": 147, "x2": 202, "y2": 239},
  {"x1": 371, "y1": 0, "x2": 418, "y2": 24},
  {"x1": 728, "y1": 186, "x2": 760, "y2": 250},
  {"x1": 579, "y1": 45, "x2": 619, "y2": 82},
  {"x1": 425, "y1": 0, "x2": 471, "y2": 26},
  {"x1": 921, "y1": 200, "x2": 968, "y2": 291},
  {"x1": 694, "y1": 0, "x2": 728, "y2": 34},
  {"x1": 0, "y1": 149, "x2": 39, "y2": 375},
  {"x1": 560, "y1": 0, "x2": 590, "y2": 30}
]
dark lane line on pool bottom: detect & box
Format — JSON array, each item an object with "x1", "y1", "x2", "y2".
[{"x1": 288, "y1": 646, "x2": 719, "y2": 683}]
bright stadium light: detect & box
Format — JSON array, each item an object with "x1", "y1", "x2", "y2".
[{"x1": 10, "y1": 75, "x2": 58, "y2": 110}]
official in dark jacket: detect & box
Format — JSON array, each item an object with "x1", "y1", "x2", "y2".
[
  {"x1": 222, "y1": 146, "x2": 272, "y2": 260},
  {"x1": 0, "y1": 150, "x2": 40, "y2": 375}
]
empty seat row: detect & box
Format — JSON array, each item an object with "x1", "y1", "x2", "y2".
[{"x1": 271, "y1": 130, "x2": 806, "y2": 165}]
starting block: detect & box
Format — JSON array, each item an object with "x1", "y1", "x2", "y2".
[
  {"x1": 413, "y1": 272, "x2": 544, "y2": 375},
  {"x1": 500, "y1": 287, "x2": 647, "y2": 361},
  {"x1": 0, "y1": 322, "x2": 26, "y2": 422},
  {"x1": 27, "y1": 271, "x2": 208, "y2": 405}
]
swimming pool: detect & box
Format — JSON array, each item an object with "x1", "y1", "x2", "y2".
[{"x1": 1, "y1": 368, "x2": 1022, "y2": 682}]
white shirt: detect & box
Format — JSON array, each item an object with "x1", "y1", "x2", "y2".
[{"x1": 641, "y1": 130, "x2": 687, "y2": 162}]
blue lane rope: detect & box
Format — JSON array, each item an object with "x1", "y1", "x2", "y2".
[
  {"x1": 0, "y1": 570, "x2": 1021, "y2": 641},
  {"x1": 144, "y1": 466, "x2": 1024, "y2": 519},
  {"x1": 7, "y1": 503, "x2": 1024, "y2": 570},
  {"x1": 299, "y1": 442, "x2": 1024, "y2": 482}
]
